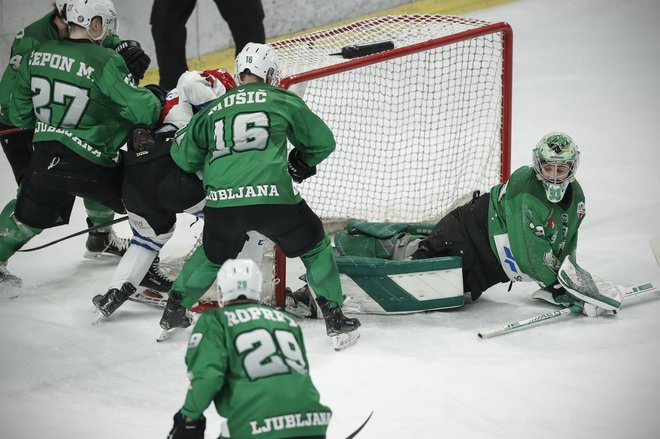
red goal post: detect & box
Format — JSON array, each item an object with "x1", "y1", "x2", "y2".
[{"x1": 269, "y1": 15, "x2": 513, "y2": 307}]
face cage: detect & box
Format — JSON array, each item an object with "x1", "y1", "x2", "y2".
[{"x1": 534, "y1": 157, "x2": 577, "y2": 185}]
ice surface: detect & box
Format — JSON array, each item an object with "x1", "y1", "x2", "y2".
[{"x1": 1, "y1": 0, "x2": 660, "y2": 438}]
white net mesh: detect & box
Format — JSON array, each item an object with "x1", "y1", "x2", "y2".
[{"x1": 272, "y1": 15, "x2": 510, "y2": 223}]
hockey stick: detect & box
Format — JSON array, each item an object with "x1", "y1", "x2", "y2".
[
  {"x1": 18, "y1": 216, "x2": 128, "y2": 252},
  {"x1": 0, "y1": 127, "x2": 24, "y2": 137},
  {"x1": 478, "y1": 279, "x2": 660, "y2": 339},
  {"x1": 345, "y1": 411, "x2": 374, "y2": 439}
]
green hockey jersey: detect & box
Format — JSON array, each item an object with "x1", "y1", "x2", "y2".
[
  {"x1": 487, "y1": 166, "x2": 586, "y2": 287},
  {"x1": 181, "y1": 303, "x2": 331, "y2": 438},
  {"x1": 170, "y1": 82, "x2": 336, "y2": 208},
  {"x1": 0, "y1": 11, "x2": 121, "y2": 126},
  {"x1": 8, "y1": 38, "x2": 160, "y2": 166}
]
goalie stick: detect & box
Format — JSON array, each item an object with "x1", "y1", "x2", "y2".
[
  {"x1": 18, "y1": 216, "x2": 128, "y2": 252},
  {"x1": 477, "y1": 279, "x2": 660, "y2": 339}
]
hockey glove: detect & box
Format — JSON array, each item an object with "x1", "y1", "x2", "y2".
[
  {"x1": 287, "y1": 148, "x2": 317, "y2": 183},
  {"x1": 167, "y1": 411, "x2": 206, "y2": 439},
  {"x1": 115, "y1": 40, "x2": 151, "y2": 84},
  {"x1": 144, "y1": 84, "x2": 168, "y2": 108}
]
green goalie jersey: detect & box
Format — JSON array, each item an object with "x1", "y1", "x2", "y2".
[
  {"x1": 170, "y1": 82, "x2": 336, "y2": 208},
  {"x1": 8, "y1": 37, "x2": 159, "y2": 166},
  {"x1": 0, "y1": 11, "x2": 121, "y2": 127},
  {"x1": 181, "y1": 303, "x2": 332, "y2": 439},
  {"x1": 487, "y1": 166, "x2": 586, "y2": 287}
]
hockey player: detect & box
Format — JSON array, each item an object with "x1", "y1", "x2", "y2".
[
  {"x1": 411, "y1": 132, "x2": 620, "y2": 315},
  {"x1": 159, "y1": 43, "x2": 361, "y2": 350},
  {"x1": 0, "y1": 0, "x2": 162, "y2": 286},
  {"x1": 167, "y1": 259, "x2": 332, "y2": 439},
  {"x1": 0, "y1": 1, "x2": 152, "y2": 278},
  {"x1": 93, "y1": 67, "x2": 250, "y2": 315}
]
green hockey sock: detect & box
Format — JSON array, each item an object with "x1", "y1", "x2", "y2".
[
  {"x1": 172, "y1": 245, "x2": 221, "y2": 308},
  {"x1": 84, "y1": 199, "x2": 115, "y2": 228},
  {"x1": 0, "y1": 199, "x2": 42, "y2": 262},
  {"x1": 300, "y1": 234, "x2": 344, "y2": 307}
]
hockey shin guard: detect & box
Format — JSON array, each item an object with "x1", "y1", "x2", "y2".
[
  {"x1": 0, "y1": 199, "x2": 42, "y2": 262},
  {"x1": 172, "y1": 245, "x2": 221, "y2": 308},
  {"x1": 84, "y1": 199, "x2": 115, "y2": 228},
  {"x1": 300, "y1": 235, "x2": 344, "y2": 308}
]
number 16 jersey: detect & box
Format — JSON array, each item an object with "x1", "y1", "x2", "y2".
[{"x1": 170, "y1": 82, "x2": 336, "y2": 208}]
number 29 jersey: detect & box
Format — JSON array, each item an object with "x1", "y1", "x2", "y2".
[{"x1": 182, "y1": 303, "x2": 332, "y2": 439}]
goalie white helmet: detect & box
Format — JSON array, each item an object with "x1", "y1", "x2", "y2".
[
  {"x1": 234, "y1": 43, "x2": 281, "y2": 86},
  {"x1": 66, "y1": 0, "x2": 117, "y2": 42},
  {"x1": 532, "y1": 132, "x2": 580, "y2": 203},
  {"x1": 217, "y1": 259, "x2": 263, "y2": 305}
]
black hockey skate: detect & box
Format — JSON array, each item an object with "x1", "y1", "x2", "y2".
[
  {"x1": 84, "y1": 219, "x2": 129, "y2": 258},
  {"x1": 159, "y1": 292, "x2": 193, "y2": 330},
  {"x1": 93, "y1": 282, "x2": 136, "y2": 317},
  {"x1": 157, "y1": 292, "x2": 194, "y2": 341},
  {"x1": 285, "y1": 284, "x2": 318, "y2": 318},
  {"x1": 317, "y1": 297, "x2": 361, "y2": 350},
  {"x1": 0, "y1": 262, "x2": 22, "y2": 288},
  {"x1": 139, "y1": 258, "x2": 174, "y2": 292}
]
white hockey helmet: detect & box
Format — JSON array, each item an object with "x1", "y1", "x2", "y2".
[
  {"x1": 217, "y1": 259, "x2": 263, "y2": 305},
  {"x1": 55, "y1": 1, "x2": 68, "y2": 17},
  {"x1": 532, "y1": 132, "x2": 580, "y2": 203},
  {"x1": 234, "y1": 43, "x2": 281, "y2": 86},
  {"x1": 67, "y1": 0, "x2": 117, "y2": 42}
]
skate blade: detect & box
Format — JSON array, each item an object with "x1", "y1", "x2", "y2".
[
  {"x1": 332, "y1": 329, "x2": 360, "y2": 351},
  {"x1": 157, "y1": 327, "x2": 185, "y2": 342},
  {"x1": 91, "y1": 309, "x2": 105, "y2": 325},
  {"x1": 83, "y1": 250, "x2": 121, "y2": 259}
]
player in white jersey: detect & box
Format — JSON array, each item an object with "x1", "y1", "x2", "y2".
[{"x1": 93, "y1": 68, "x2": 264, "y2": 317}]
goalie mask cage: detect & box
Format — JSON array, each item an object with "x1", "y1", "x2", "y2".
[{"x1": 270, "y1": 14, "x2": 513, "y2": 307}]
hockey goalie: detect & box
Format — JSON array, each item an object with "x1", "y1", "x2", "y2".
[{"x1": 288, "y1": 132, "x2": 625, "y2": 318}]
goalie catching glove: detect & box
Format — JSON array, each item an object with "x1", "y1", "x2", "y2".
[
  {"x1": 167, "y1": 411, "x2": 205, "y2": 439},
  {"x1": 115, "y1": 40, "x2": 151, "y2": 84},
  {"x1": 287, "y1": 148, "x2": 317, "y2": 183}
]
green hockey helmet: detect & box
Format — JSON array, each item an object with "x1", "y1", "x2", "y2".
[{"x1": 532, "y1": 132, "x2": 580, "y2": 203}]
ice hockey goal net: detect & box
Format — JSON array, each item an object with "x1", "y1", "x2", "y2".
[
  {"x1": 267, "y1": 15, "x2": 513, "y2": 306},
  {"x1": 267, "y1": 15, "x2": 513, "y2": 307}
]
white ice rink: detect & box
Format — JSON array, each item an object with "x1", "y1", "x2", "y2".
[{"x1": 1, "y1": 0, "x2": 660, "y2": 438}]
